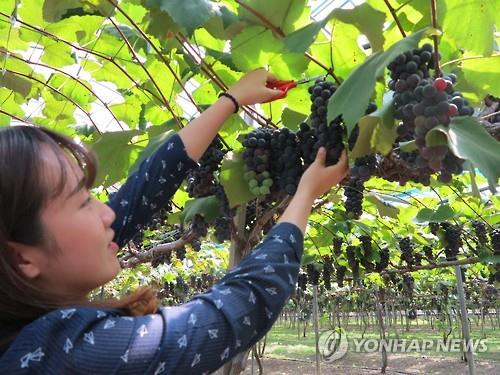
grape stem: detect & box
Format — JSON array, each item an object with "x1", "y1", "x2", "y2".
[
  {"x1": 383, "y1": 0, "x2": 406, "y2": 38},
  {"x1": 430, "y1": 0, "x2": 441, "y2": 77}
]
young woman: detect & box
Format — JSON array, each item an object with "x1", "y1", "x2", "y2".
[{"x1": 0, "y1": 69, "x2": 348, "y2": 374}]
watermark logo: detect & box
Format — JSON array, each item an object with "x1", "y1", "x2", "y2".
[
  {"x1": 318, "y1": 328, "x2": 348, "y2": 362},
  {"x1": 318, "y1": 330, "x2": 488, "y2": 363}
]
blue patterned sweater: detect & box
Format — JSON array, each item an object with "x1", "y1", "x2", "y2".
[{"x1": 0, "y1": 134, "x2": 304, "y2": 374}]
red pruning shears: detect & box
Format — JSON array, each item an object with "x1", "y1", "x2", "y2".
[{"x1": 264, "y1": 75, "x2": 326, "y2": 102}]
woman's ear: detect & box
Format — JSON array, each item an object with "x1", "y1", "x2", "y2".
[{"x1": 6, "y1": 242, "x2": 42, "y2": 279}]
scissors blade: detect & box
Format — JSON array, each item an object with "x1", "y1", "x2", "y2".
[{"x1": 295, "y1": 75, "x2": 326, "y2": 85}]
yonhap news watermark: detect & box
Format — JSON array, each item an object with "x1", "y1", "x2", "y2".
[{"x1": 318, "y1": 329, "x2": 488, "y2": 363}]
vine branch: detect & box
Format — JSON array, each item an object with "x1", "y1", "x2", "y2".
[
  {"x1": 383, "y1": 0, "x2": 407, "y2": 38},
  {"x1": 430, "y1": 0, "x2": 441, "y2": 77}
]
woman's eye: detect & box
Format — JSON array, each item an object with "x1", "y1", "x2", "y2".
[{"x1": 82, "y1": 196, "x2": 92, "y2": 207}]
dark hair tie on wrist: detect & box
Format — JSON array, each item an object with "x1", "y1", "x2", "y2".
[{"x1": 218, "y1": 92, "x2": 239, "y2": 113}]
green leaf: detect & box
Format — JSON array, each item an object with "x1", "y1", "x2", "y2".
[
  {"x1": 366, "y1": 194, "x2": 399, "y2": 218},
  {"x1": 90, "y1": 130, "x2": 141, "y2": 187},
  {"x1": 327, "y1": 28, "x2": 432, "y2": 135},
  {"x1": 479, "y1": 254, "x2": 500, "y2": 265},
  {"x1": 220, "y1": 152, "x2": 256, "y2": 208},
  {"x1": 415, "y1": 204, "x2": 456, "y2": 223},
  {"x1": 283, "y1": 20, "x2": 325, "y2": 53},
  {"x1": 427, "y1": 117, "x2": 500, "y2": 184},
  {"x1": 281, "y1": 108, "x2": 307, "y2": 131},
  {"x1": 458, "y1": 55, "x2": 500, "y2": 98},
  {"x1": 332, "y1": 3, "x2": 386, "y2": 52},
  {"x1": 180, "y1": 196, "x2": 221, "y2": 225},
  {"x1": 1, "y1": 71, "x2": 32, "y2": 97},
  {"x1": 238, "y1": 0, "x2": 309, "y2": 34},
  {"x1": 157, "y1": 0, "x2": 216, "y2": 35},
  {"x1": 350, "y1": 94, "x2": 396, "y2": 159},
  {"x1": 443, "y1": 1, "x2": 497, "y2": 56}
]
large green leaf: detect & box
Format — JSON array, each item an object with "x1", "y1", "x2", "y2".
[
  {"x1": 327, "y1": 28, "x2": 431, "y2": 135},
  {"x1": 332, "y1": 3, "x2": 385, "y2": 52},
  {"x1": 238, "y1": 0, "x2": 309, "y2": 34},
  {"x1": 232, "y1": 27, "x2": 308, "y2": 77},
  {"x1": 414, "y1": 204, "x2": 457, "y2": 223},
  {"x1": 180, "y1": 196, "x2": 221, "y2": 225},
  {"x1": 284, "y1": 2, "x2": 385, "y2": 54},
  {"x1": 427, "y1": 117, "x2": 500, "y2": 184},
  {"x1": 1, "y1": 71, "x2": 32, "y2": 97},
  {"x1": 458, "y1": 55, "x2": 500, "y2": 98},
  {"x1": 350, "y1": 94, "x2": 396, "y2": 159},
  {"x1": 156, "y1": 0, "x2": 216, "y2": 35},
  {"x1": 90, "y1": 130, "x2": 141, "y2": 187},
  {"x1": 443, "y1": 1, "x2": 498, "y2": 56},
  {"x1": 220, "y1": 152, "x2": 256, "y2": 208},
  {"x1": 42, "y1": 0, "x2": 114, "y2": 22}
]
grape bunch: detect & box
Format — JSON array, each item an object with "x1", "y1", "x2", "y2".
[
  {"x1": 242, "y1": 128, "x2": 274, "y2": 196},
  {"x1": 491, "y1": 228, "x2": 500, "y2": 255},
  {"x1": 399, "y1": 237, "x2": 414, "y2": 266},
  {"x1": 375, "y1": 247, "x2": 390, "y2": 272},
  {"x1": 349, "y1": 154, "x2": 378, "y2": 181},
  {"x1": 213, "y1": 185, "x2": 233, "y2": 243},
  {"x1": 346, "y1": 245, "x2": 360, "y2": 282},
  {"x1": 297, "y1": 273, "x2": 308, "y2": 292},
  {"x1": 336, "y1": 265, "x2": 347, "y2": 287},
  {"x1": 308, "y1": 80, "x2": 345, "y2": 166},
  {"x1": 296, "y1": 122, "x2": 318, "y2": 169},
  {"x1": 332, "y1": 236, "x2": 343, "y2": 256},
  {"x1": 472, "y1": 220, "x2": 488, "y2": 247},
  {"x1": 388, "y1": 44, "x2": 434, "y2": 91},
  {"x1": 429, "y1": 222, "x2": 440, "y2": 235},
  {"x1": 323, "y1": 256, "x2": 334, "y2": 290},
  {"x1": 359, "y1": 235, "x2": 375, "y2": 271},
  {"x1": 269, "y1": 127, "x2": 302, "y2": 195},
  {"x1": 307, "y1": 264, "x2": 321, "y2": 286},
  {"x1": 423, "y1": 245, "x2": 434, "y2": 262},
  {"x1": 151, "y1": 251, "x2": 172, "y2": 268},
  {"x1": 402, "y1": 274, "x2": 415, "y2": 300},
  {"x1": 343, "y1": 179, "x2": 364, "y2": 219},
  {"x1": 175, "y1": 245, "x2": 187, "y2": 261},
  {"x1": 186, "y1": 138, "x2": 226, "y2": 198},
  {"x1": 441, "y1": 222, "x2": 462, "y2": 260}
]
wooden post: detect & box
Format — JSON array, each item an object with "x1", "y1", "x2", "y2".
[
  {"x1": 455, "y1": 266, "x2": 476, "y2": 375},
  {"x1": 376, "y1": 291, "x2": 388, "y2": 374},
  {"x1": 312, "y1": 285, "x2": 321, "y2": 375}
]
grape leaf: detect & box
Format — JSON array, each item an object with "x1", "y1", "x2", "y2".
[
  {"x1": 156, "y1": 0, "x2": 216, "y2": 35},
  {"x1": 366, "y1": 194, "x2": 399, "y2": 218},
  {"x1": 90, "y1": 130, "x2": 141, "y2": 187},
  {"x1": 220, "y1": 152, "x2": 256, "y2": 208},
  {"x1": 458, "y1": 55, "x2": 500, "y2": 98},
  {"x1": 327, "y1": 28, "x2": 432, "y2": 135},
  {"x1": 443, "y1": 1, "x2": 497, "y2": 56},
  {"x1": 350, "y1": 95, "x2": 396, "y2": 159},
  {"x1": 180, "y1": 196, "x2": 221, "y2": 225},
  {"x1": 427, "y1": 116, "x2": 500, "y2": 185},
  {"x1": 415, "y1": 204, "x2": 456, "y2": 223}
]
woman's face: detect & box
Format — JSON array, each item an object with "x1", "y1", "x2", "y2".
[{"x1": 29, "y1": 146, "x2": 120, "y2": 297}]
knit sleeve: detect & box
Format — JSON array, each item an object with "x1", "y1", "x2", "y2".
[{"x1": 106, "y1": 133, "x2": 197, "y2": 247}]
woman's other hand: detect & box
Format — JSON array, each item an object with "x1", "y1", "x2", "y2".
[{"x1": 296, "y1": 148, "x2": 349, "y2": 200}]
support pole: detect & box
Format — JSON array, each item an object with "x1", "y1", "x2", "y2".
[
  {"x1": 455, "y1": 266, "x2": 476, "y2": 375},
  {"x1": 312, "y1": 285, "x2": 321, "y2": 375}
]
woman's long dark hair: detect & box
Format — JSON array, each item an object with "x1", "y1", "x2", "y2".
[{"x1": 0, "y1": 126, "x2": 158, "y2": 350}]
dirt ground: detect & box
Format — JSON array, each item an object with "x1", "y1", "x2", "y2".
[{"x1": 241, "y1": 352, "x2": 500, "y2": 375}]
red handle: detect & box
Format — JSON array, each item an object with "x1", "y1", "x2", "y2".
[{"x1": 264, "y1": 80, "x2": 297, "y2": 102}]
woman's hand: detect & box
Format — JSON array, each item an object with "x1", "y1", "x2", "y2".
[
  {"x1": 226, "y1": 69, "x2": 284, "y2": 106},
  {"x1": 277, "y1": 148, "x2": 348, "y2": 234},
  {"x1": 296, "y1": 148, "x2": 349, "y2": 200}
]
